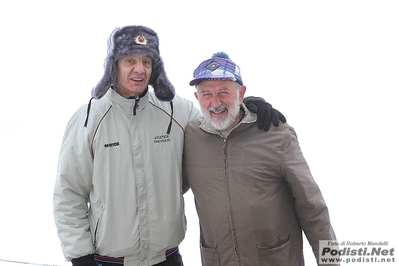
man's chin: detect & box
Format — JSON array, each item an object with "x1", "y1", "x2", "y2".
[{"x1": 210, "y1": 120, "x2": 229, "y2": 131}]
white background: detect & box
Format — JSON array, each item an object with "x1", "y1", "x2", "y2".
[{"x1": 0, "y1": 1, "x2": 398, "y2": 265}]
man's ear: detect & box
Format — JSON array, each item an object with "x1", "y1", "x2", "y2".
[
  {"x1": 239, "y1": 86, "x2": 247, "y2": 103},
  {"x1": 194, "y1": 91, "x2": 199, "y2": 100}
]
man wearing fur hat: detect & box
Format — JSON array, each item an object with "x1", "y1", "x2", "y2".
[{"x1": 53, "y1": 25, "x2": 285, "y2": 266}]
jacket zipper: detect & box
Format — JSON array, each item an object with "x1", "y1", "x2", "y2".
[
  {"x1": 133, "y1": 97, "x2": 140, "y2": 116},
  {"x1": 221, "y1": 135, "x2": 241, "y2": 265}
]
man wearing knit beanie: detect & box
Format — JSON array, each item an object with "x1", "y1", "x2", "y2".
[
  {"x1": 53, "y1": 25, "x2": 285, "y2": 266},
  {"x1": 183, "y1": 52, "x2": 337, "y2": 266}
]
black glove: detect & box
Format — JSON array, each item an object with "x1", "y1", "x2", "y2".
[
  {"x1": 71, "y1": 254, "x2": 97, "y2": 266},
  {"x1": 243, "y1": 96, "x2": 286, "y2": 131}
]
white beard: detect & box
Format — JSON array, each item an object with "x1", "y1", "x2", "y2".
[{"x1": 201, "y1": 94, "x2": 241, "y2": 131}]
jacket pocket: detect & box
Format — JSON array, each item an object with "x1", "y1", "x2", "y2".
[
  {"x1": 90, "y1": 204, "x2": 105, "y2": 246},
  {"x1": 200, "y1": 241, "x2": 220, "y2": 266},
  {"x1": 257, "y1": 231, "x2": 300, "y2": 266}
]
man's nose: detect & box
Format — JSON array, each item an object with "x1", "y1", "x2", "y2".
[
  {"x1": 210, "y1": 96, "x2": 222, "y2": 108},
  {"x1": 134, "y1": 62, "x2": 145, "y2": 73}
]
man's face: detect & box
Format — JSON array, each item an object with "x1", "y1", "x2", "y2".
[
  {"x1": 115, "y1": 54, "x2": 152, "y2": 98},
  {"x1": 195, "y1": 80, "x2": 246, "y2": 131}
]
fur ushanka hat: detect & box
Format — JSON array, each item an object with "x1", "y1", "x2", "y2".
[{"x1": 91, "y1": 25, "x2": 175, "y2": 101}]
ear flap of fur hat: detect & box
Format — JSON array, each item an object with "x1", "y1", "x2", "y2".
[
  {"x1": 91, "y1": 25, "x2": 175, "y2": 101},
  {"x1": 149, "y1": 57, "x2": 175, "y2": 101},
  {"x1": 91, "y1": 28, "x2": 118, "y2": 100},
  {"x1": 91, "y1": 54, "x2": 114, "y2": 99}
]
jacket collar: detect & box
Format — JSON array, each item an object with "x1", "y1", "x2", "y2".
[{"x1": 106, "y1": 88, "x2": 150, "y2": 115}]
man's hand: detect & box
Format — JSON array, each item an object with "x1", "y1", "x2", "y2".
[{"x1": 243, "y1": 96, "x2": 286, "y2": 131}]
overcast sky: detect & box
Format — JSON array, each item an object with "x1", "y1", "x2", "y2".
[{"x1": 0, "y1": 1, "x2": 398, "y2": 265}]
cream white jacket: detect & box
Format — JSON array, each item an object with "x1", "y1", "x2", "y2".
[{"x1": 53, "y1": 88, "x2": 201, "y2": 265}]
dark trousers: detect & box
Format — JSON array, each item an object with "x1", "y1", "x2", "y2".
[{"x1": 94, "y1": 249, "x2": 183, "y2": 266}]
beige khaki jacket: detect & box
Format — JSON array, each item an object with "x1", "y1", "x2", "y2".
[{"x1": 183, "y1": 106, "x2": 337, "y2": 266}]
